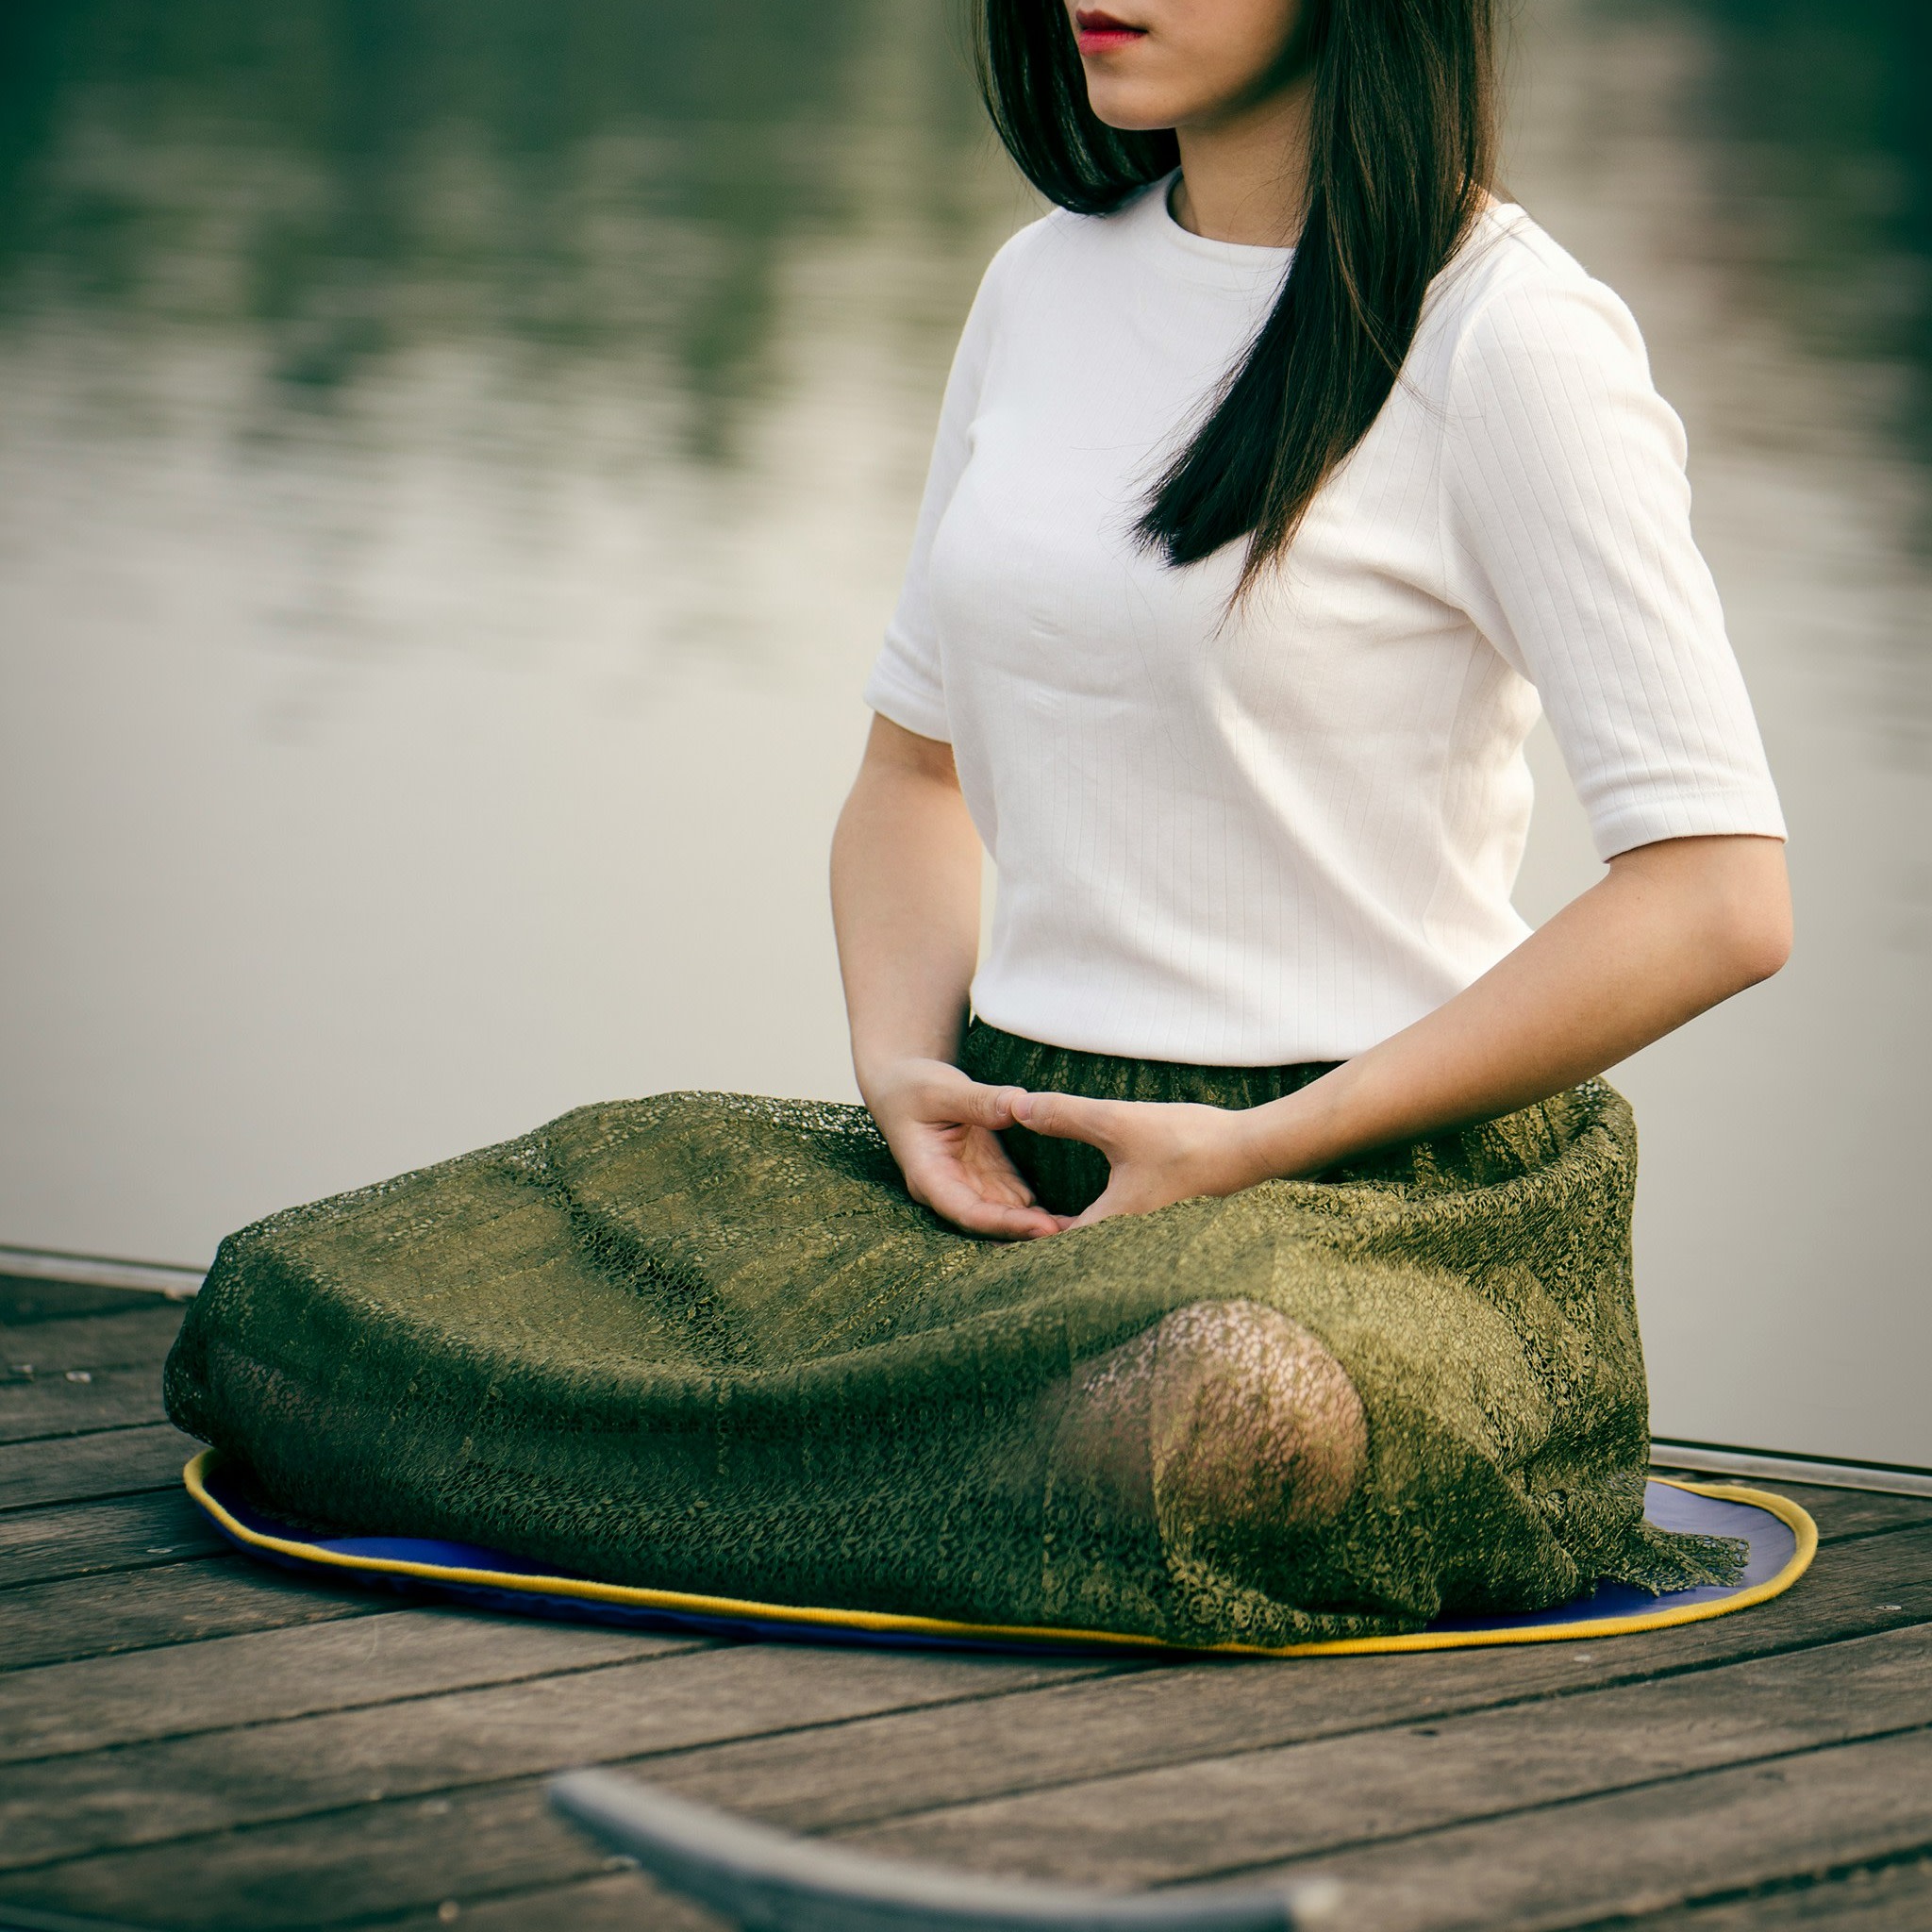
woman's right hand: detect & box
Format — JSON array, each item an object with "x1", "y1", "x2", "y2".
[
  {"x1": 862, "y1": 1058, "x2": 1067, "y2": 1241},
  {"x1": 832, "y1": 719, "x2": 1058, "y2": 1238}
]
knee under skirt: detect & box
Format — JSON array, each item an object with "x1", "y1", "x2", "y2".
[{"x1": 163, "y1": 1022, "x2": 1740, "y2": 1649}]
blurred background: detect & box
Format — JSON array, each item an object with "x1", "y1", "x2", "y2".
[{"x1": 1, "y1": 0, "x2": 1925, "y2": 1466}]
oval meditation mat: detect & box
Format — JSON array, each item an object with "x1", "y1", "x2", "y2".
[{"x1": 184, "y1": 1450, "x2": 1814, "y2": 1658}]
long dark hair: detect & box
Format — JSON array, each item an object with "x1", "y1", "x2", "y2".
[{"x1": 975, "y1": 0, "x2": 1497, "y2": 594}]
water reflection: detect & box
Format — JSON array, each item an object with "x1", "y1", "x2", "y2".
[
  {"x1": 7, "y1": 0, "x2": 838, "y2": 445},
  {"x1": 0, "y1": 0, "x2": 1002, "y2": 460},
  {"x1": 0, "y1": 0, "x2": 1924, "y2": 1464},
  {"x1": 1670, "y1": 0, "x2": 1932, "y2": 488},
  {"x1": 0, "y1": 0, "x2": 1025, "y2": 1271}
]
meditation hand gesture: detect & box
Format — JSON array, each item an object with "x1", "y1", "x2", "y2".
[
  {"x1": 867, "y1": 1058, "x2": 1285, "y2": 1241},
  {"x1": 1010, "y1": 1091, "x2": 1276, "y2": 1229},
  {"x1": 863, "y1": 1058, "x2": 1068, "y2": 1241}
]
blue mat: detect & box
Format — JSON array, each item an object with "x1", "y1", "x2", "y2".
[{"x1": 186, "y1": 1450, "x2": 1814, "y2": 1657}]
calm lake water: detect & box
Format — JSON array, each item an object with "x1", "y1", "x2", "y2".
[{"x1": 3, "y1": 0, "x2": 1926, "y2": 1464}]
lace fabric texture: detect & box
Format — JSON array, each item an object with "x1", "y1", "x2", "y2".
[{"x1": 163, "y1": 1022, "x2": 1740, "y2": 1647}]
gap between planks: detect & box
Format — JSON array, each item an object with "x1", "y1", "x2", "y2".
[
  {"x1": 7, "y1": 1666, "x2": 1932, "y2": 1932},
  {"x1": 0, "y1": 1559, "x2": 391, "y2": 1674},
  {"x1": 0, "y1": 1424, "x2": 207, "y2": 1514},
  {"x1": 821, "y1": 1631, "x2": 1932, "y2": 1892},
  {"x1": 1214, "y1": 1729, "x2": 1932, "y2": 1932},
  {"x1": 3, "y1": 1515, "x2": 1928, "y2": 1786},
  {"x1": 0, "y1": 1533, "x2": 1924, "y2": 1927},
  {"x1": 1585, "y1": 1847, "x2": 1932, "y2": 1932},
  {"x1": 0, "y1": 1491, "x2": 229, "y2": 1594},
  {"x1": 0, "y1": 1535, "x2": 1926, "y2": 1880}
]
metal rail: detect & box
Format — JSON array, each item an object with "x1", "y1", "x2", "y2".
[
  {"x1": 549, "y1": 1771, "x2": 1339, "y2": 1931},
  {"x1": 1652, "y1": 1439, "x2": 1932, "y2": 1499},
  {"x1": 0, "y1": 1244, "x2": 204, "y2": 1297}
]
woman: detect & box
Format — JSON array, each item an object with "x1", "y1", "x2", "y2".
[{"x1": 167, "y1": 0, "x2": 1790, "y2": 1649}]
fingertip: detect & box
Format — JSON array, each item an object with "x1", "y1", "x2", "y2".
[{"x1": 992, "y1": 1203, "x2": 1060, "y2": 1241}]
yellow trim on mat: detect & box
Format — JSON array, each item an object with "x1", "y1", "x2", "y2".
[{"x1": 183, "y1": 1450, "x2": 1816, "y2": 1659}]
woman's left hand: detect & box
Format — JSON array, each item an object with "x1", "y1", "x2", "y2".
[{"x1": 1008, "y1": 1091, "x2": 1281, "y2": 1228}]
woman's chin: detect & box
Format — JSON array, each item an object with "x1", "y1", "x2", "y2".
[{"x1": 1080, "y1": 83, "x2": 1184, "y2": 135}]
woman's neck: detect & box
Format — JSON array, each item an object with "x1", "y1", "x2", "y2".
[{"x1": 1170, "y1": 81, "x2": 1313, "y2": 249}]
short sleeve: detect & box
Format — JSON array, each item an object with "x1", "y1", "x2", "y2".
[
  {"x1": 861, "y1": 241, "x2": 1015, "y2": 743},
  {"x1": 1442, "y1": 265, "x2": 1786, "y2": 859}
]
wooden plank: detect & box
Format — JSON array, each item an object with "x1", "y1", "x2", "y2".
[
  {"x1": 1235, "y1": 1728, "x2": 1932, "y2": 1932},
  {"x1": 638, "y1": 1524, "x2": 1932, "y2": 1833},
  {"x1": 0, "y1": 1307, "x2": 186, "y2": 1374},
  {"x1": 0, "y1": 1558, "x2": 377, "y2": 1673},
  {"x1": 0, "y1": 1610, "x2": 707, "y2": 1763},
  {"x1": 0, "y1": 1505, "x2": 1900, "y2": 1826},
  {"x1": 3, "y1": 1552, "x2": 1925, "y2": 1918},
  {"x1": 0, "y1": 1645, "x2": 1112, "y2": 1874},
  {"x1": 8, "y1": 1724, "x2": 1928, "y2": 1932},
  {"x1": 0, "y1": 1491, "x2": 225, "y2": 1591},
  {"x1": 381, "y1": 1872, "x2": 720, "y2": 1932},
  {"x1": 835, "y1": 1623, "x2": 1932, "y2": 1889},
  {"x1": 1623, "y1": 1855, "x2": 1932, "y2": 1931},
  {"x1": 0, "y1": 1423, "x2": 200, "y2": 1510},
  {"x1": 0, "y1": 1781, "x2": 606, "y2": 1931},
  {"x1": 0, "y1": 1367, "x2": 169, "y2": 1444},
  {"x1": 321, "y1": 1735, "x2": 1932, "y2": 1932}
]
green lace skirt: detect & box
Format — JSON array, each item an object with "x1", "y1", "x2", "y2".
[{"x1": 164, "y1": 1021, "x2": 1736, "y2": 1649}]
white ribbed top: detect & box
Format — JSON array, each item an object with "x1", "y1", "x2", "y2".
[{"x1": 864, "y1": 178, "x2": 1785, "y2": 1066}]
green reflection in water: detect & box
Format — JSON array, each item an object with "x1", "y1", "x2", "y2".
[
  {"x1": 11, "y1": 0, "x2": 1922, "y2": 477},
  {"x1": 0, "y1": 0, "x2": 995, "y2": 460},
  {"x1": 1624, "y1": 0, "x2": 1932, "y2": 477}
]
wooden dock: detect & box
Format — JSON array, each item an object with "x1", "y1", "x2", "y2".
[{"x1": 4, "y1": 1274, "x2": 1930, "y2": 1932}]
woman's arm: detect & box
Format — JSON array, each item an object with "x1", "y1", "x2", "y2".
[
  {"x1": 1011, "y1": 834, "x2": 1792, "y2": 1226},
  {"x1": 830, "y1": 715, "x2": 1062, "y2": 1239}
]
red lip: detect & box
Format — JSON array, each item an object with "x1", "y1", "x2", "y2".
[{"x1": 1074, "y1": 8, "x2": 1146, "y2": 53}]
